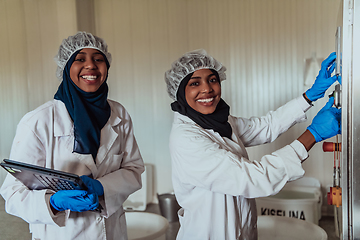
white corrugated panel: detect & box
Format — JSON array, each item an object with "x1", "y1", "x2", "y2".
[
  {"x1": 0, "y1": 0, "x2": 77, "y2": 183},
  {"x1": 94, "y1": 0, "x2": 340, "y2": 195},
  {"x1": 0, "y1": 0, "x2": 341, "y2": 203}
]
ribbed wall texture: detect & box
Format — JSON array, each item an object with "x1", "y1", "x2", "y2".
[
  {"x1": 0, "y1": 0, "x2": 78, "y2": 184},
  {"x1": 0, "y1": 0, "x2": 341, "y2": 208}
]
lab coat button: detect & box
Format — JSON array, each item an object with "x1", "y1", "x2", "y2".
[{"x1": 96, "y1": 217, "x2": 102, "y2": 223}]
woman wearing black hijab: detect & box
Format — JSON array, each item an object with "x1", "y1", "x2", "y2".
[
  {"x1": 164, "y1": 49, "x2": 341, "y2": 240},
  {"x1": 1, "y1": 32, "x2": 144, "y2": 240}
]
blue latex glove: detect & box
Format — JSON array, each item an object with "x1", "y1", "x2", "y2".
[
  {"x1": 305, "y1": 52, "x2": 338, "y2": 102},
  {"x1": 50, "y1": 190, "x2": 99, "y2": 212},
  {"x1": 307, "y1": 97, "x2": 341, "y2": 142},
  {"x1": 80, "y1": 175, "x2": 104, "y2": 196}
]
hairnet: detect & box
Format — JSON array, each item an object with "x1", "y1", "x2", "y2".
[
  {"x1": 54, "y1": 31, "x2": 112, "y2": 81},
  {"x1": 165, "y1": 49, "x2": 226, "y2": 101}
]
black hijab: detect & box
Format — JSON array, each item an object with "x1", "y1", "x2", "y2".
[
  {"x1": 171, "y1": 70, "x2": 233, "y2": 139},
  {"x1": 54, "y1": 49, "x2": 111, "y2": 161}
]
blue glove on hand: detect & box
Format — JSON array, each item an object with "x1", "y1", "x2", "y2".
[
  {"x1": 337, "y1": 75, "x2": 342, "y2": 85},
  {"x1": 305, "y1": 52, "x2": 338, "y2": 102},
  {"x1": 80, "y1": 175, "x2": 104, "y2": 196},
  {"x1": 307, "y1": 97, "x2": 341, "y2": 142},
  {"x1": 50, "y1": 190, "x2": 99, "y2": 212}
]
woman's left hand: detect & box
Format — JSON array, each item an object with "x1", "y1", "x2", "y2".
[
  {"x1": 80, "y1": 175, "x2": 104, "y2": 196},
  {"x1": 305, "y1": 52, "x2": 339, "y2": 102}
]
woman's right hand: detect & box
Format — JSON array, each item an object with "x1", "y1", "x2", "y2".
[{"x1": 50, "y1": 190, "x2": 99, "y2": 212}]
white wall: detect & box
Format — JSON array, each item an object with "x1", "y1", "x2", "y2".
[
  {"x1": 0, "y1": 0, "x2": 341, "y2": 213},
  {"x1": 0, "y1": 0, "x2": 78, "y2": 182}
]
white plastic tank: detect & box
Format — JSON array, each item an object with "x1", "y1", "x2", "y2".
[
  {"x1": 124, "y1": 164, "x2": 169, "y2": 240},
  {"x1": 126, "y1": 212, "x2": 169, "y2": 240},
  {"x1": 256, "y1": 177, "x2": 322, "y2": 224},
  {"x1": 258, "y1": 216, "x2": 327, "y2": 240},
  {"x1": 124, "y1": 164, "x2": 153, "y2": 211}
]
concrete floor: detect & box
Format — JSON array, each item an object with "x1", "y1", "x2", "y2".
[
  {"x1": 0, "y1": 197, "x2": 31, "y2": 240},
  {"x1": 0, "y1": 198, "x2": 338, "y2": 240}
]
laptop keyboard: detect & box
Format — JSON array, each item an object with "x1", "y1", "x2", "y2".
[{"x1": 34, "y1": 174, "x2": 77, "y2": 191}]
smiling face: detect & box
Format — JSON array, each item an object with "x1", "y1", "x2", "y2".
[
  {"x1": 185, "y1": 69, "x2": 221, "y2": 114},
  {"x1": 69, "y1": 48, "x2": 108, "y2": 92}
]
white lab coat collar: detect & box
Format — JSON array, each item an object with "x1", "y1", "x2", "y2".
[
  {"x1": 96, "y1": 105, "x2": 122, "y2": 165},
  {"x1": 53, "y1": 100, "x2": 122, "y2": 137},
  {"x1": 53, "y1": 100, "x2": 73, "y2": 137},
  {"x1": 52, "y1": 100, "x2": 122, "y2": 176},
  {"x1": 173, "y1": 112, "x2": 237, "y2": 143}
]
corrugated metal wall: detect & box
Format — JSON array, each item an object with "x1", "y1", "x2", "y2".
[
  {"x1": 0, "y1": 0, "x2": 341, "y2": 211},
  {"x1": 0, "y1": 0, "x2": 77, "y2": 182}
]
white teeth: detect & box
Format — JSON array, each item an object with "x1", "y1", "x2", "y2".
[
  {"x1": 81, "y1": 75, "x2": 97, "y2": 80},
  {"x1": 197, "y1": 98, "x2": 214, "y2": 103}
]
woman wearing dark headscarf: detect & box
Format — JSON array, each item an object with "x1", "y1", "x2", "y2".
[
  {"x1": 164, "y1": 49, "x2": 341, "y2": 240},
  {"x1": 0, "y1": 32, "x2": 144, "y2": 240}
]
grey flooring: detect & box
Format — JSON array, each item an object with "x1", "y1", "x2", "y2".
[
  {"x1": 0, "y1": 197, "x2": 31, "y2": 240},
  {"x1": 0, "y1": 198, "x2": 337, "y2": 240}
]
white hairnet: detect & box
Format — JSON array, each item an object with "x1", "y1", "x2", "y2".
[
  {"x1": 165, "y1": 49, "x2": 226, "y2": 101},
  {"x1": 54, "y1": 31, "x2": 112, "y2": 81}
]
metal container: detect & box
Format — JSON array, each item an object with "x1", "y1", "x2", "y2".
[{"x1": 157, "y1": 193, "x2": 181, "y2": 222}]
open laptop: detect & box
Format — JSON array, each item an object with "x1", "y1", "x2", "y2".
[
  {"x1": 0, "y1": 159, "x2": 86, "y2": 191},
  {"x1": 0, "y1": 159, "x2": 102, "y2": 211}
]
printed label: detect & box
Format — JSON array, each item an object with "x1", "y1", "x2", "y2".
[{"x1": 260, "y1": 207, "x2": 306, "y2": 220}]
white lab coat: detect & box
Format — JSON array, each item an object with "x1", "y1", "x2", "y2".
[
  {"x1": 0, "y1": 99, "x2": 144, "y2": 240},
  {"x1": 169, "y1": 96, "x2": 312, "y2": 240}
]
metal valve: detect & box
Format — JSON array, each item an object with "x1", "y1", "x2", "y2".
[
  {"x1": 327, "y1": 186, "x2": 342, "y2": 207},
  {"x1": 328, "y1": 84, "x2": 341, "y2": 109},
  {"x1": 323, "y1": 141, "x2": 342, "y2": 208}
]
